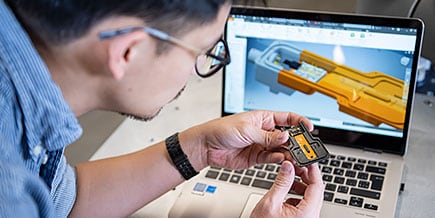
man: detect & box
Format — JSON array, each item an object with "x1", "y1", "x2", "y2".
[{"x1": 0, "y1": 0, "x2": 324, "y2": 217}]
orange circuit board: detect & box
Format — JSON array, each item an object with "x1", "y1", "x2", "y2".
[{"x1": 281, "y1": 121, "x2": 329, "y2": 166}]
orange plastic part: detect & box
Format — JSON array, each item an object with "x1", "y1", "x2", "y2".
[
  {"x1": 294, "y1": 134, "x2": 317, "y2": 160},
  {"x1": 278, "y1": 50, "x2": 406, "y2": 129}
]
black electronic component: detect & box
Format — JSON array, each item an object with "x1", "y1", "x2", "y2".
[{"x1": 280, "y1": 121, "x2": 330, "y2": 166}]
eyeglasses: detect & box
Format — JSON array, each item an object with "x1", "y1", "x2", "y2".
[{"x1": 99, "y1": 26, "x2": 231, "y2": 78}]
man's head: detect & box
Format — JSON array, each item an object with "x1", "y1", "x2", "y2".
[{"x1": 7, "y1": 0, "x2": 232, "y2": 121}]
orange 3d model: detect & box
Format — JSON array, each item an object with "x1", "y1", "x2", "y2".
[{"x1": 248, "y1": 41, "x2": 407, "y2": 129}]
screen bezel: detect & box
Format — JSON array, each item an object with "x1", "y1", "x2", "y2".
[{"x1": 222, "y1": 6, "x2": 424, "y2": 156}]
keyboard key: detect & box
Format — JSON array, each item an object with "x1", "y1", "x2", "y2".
[
  {"x1": 319, "y1": 159, "x2": 329, "y2": 165},
  {"x1": 254, "y1": 164, "x2": 264, "y2": 170},
  {"x1": 256, "y1": 171, "x2": 266, "y2": 178},
  {"x1": 364, "y1": 203, "x2": 379, "y2": 210},
  {"x1": 345, "y1": 170, "x2": 356, "y2": 178},
  {"x1": 330, "y1": 160, "x2": 341, "y2": 167},
  {"x1": 252, "y1": 179, "x2": 273, "y2": 190},
  {"x1": 240, "y1": 177, "x2": 252, "y2": 186},
  {"x1": 353, "y1": 164, "x2": 364, "y2": 171},
  {"x1": 349, "y1": 196, "x2": 364, "y2": 207},
  {"x1": 210, "y1": 166, "x2": 221, "y2": 170},
  {"x1": 379, "y1": 162, "x2": 388, "y2": 167},
  {"x1": 346, "y1": 178, "x2": 357, "y2": 186},
  {"x1": 358, "y1": 181, "x2": 370, "y2": 189},
  {"x1": 334, "y1": 198, "x2": 348, "y2": 205},
  {"x1": 350, "y1": 188, "x2": 381, "y2": 199},
  {"x1": 370, "y1": 175, "x2": 385, "y2": 191},
  {"x1": 323, "y1": 174, "x2": 333, "y2": 182},
  {"x1": 322, "y1": 166, "x2": 332, "y2": 174},
  {"x1": 337, "y1": 155, "x2": 346, "y2": 160},
  {"x1": 219, "y1": 173, "x2": 230, "y2": 181},
  {"x1": 366, "y1": 166, "x2": 386, "y2": 175},
  {"x1": 357, "y1": 159, "x2": 367, "y2": 164},
  {"x1": 267, "y1": 173, "x2": 277, "y2": 181},
  {"x1": 234, "y1": 169, "x2": 244, "y2": 174},
  {"x1": 230, "y1": 175, "x2": 241, "y2": 183},
  {"x1": 205, "y1": 170, "x2": 219, "y2": 179},
  {"x1": 333, "y1": 176, "x2": 345, "y2": 184},
  {"x1": 341, "y1": 162, "x2": 352, "y2": 169},
  {"x1": 325, "y1": 183, "x2": 337, "y2": 192},
  {"x1": 347, "y1": 157, "x2": 356, "y2": 162},
  {"x1": 333, "y1": 168, "x2": 345, "y2": 176},
  {"x1": 357, "y1": 172, "x2": 369, "y2": 180},
  {"x1": 245, "y1": 169, "x2": 255, "y2": 176},
  {"x1": 324, "y1": 191, "x2": 334, "y2": 201},
  {"x1": 368, "y1": 160, "x2": 377, "y2": 165},
  {"x1": 337, "y1": 185, "x2": 349, "y2": 194},
  {"x1": 265, "y1": 165, "x2": 276, "y2": 171}
]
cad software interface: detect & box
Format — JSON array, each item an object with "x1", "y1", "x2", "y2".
[{"x1": 224, "y1": 14, "x2": 419, "y2": 137}]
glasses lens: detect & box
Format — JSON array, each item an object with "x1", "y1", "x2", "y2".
[{"x1": 195, "y1": 40, "x2": 229, "y2": 77}]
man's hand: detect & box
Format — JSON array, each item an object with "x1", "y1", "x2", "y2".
[
  {"x1": 183, "y1": 110, "x2": 312, "y2": 170},
  {"x1": 251, "y1": 161, "x2": 324, "y2": 218},
  {"x1": 178, "y1": 110, "x2": 323, "y2": 217}
]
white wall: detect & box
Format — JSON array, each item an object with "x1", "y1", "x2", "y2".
[{"x1": 357, "y1": 0, "x2": 435, "y2": 62}]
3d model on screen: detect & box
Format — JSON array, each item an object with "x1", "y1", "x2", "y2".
[{"x1": 248, "y1": 41, "x2": 406, "y2": 129}]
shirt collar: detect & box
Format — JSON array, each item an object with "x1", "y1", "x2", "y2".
[{"x1": 0, "y1": 1, "x2": 82, "y2": 151}]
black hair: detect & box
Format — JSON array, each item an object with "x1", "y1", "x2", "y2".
[{"x1": 5, "y1": 0, "x2": 230, "y2": 49}]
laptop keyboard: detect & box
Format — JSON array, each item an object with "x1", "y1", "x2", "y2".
[{"x1": 203, "y1": 153, "x2": 387, "y2": 212}]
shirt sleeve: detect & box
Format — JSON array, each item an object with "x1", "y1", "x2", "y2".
[
  {"x1": 50, "y1": 155, "x2": 77, "y2": 217},
  {"x1": 0, "y1": 158, "x2": 55, "y2": 217}
]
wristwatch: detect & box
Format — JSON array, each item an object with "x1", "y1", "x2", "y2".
[{"x1": 165, "y1": 133, "x2": 199, "y2": 180}]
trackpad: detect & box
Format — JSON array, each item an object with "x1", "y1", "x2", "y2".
[{"x1": 240, "y1": 193, "x2": 263, "y2": 218}]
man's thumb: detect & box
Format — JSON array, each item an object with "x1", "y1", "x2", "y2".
[{"x1": 264, "y1": 161, "x2": 295, "y2": 203}]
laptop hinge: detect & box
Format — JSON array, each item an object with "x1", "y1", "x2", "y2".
[{"x1": 363, "y1": 147, "x2": 383, "y2": 154}]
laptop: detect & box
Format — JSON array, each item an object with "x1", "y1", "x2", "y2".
[{"x1": 169, "y1": 6, "x2": 424, "y2": 218}]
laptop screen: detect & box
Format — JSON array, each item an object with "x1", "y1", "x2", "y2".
[{"x1": 223, "y1": 7, "x2": 424, "y2": 155}]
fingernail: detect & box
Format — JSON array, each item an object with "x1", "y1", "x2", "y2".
[
  {"x1": 277, "y1": 132, "x2": 287, "y2": 142},
  {"x1": 281, "y1": 161, "x2": 292, "y2": 173}
]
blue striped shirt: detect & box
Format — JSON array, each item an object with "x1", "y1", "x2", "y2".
[{"x1": 0, "y1": 1, "x2": 83, "y2": 217}]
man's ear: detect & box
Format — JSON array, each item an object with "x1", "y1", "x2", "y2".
[{"x1": 107, "y1": 31, "x2": 147, "y2": 80}]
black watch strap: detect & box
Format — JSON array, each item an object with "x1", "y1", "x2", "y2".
[{"x1": 165, "y1": 133, "x2": 199, "y2": 180}]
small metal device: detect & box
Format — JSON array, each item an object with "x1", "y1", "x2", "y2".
[{"x1": 280, "y1": 121, "x2": 329, "y2": 166}]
